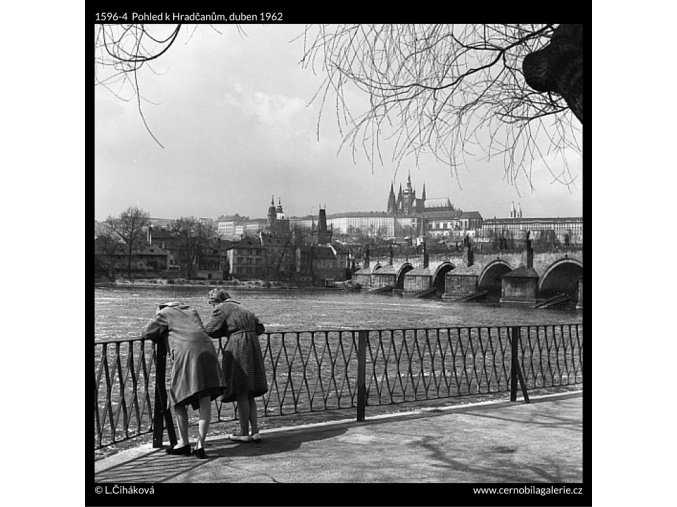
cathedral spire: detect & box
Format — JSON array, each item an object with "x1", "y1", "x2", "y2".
[{"x1": 387, "y1": 182, "x2": 396, "y2": 213}]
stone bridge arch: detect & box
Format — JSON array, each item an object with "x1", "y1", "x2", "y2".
[
  {"x1": 479, "y1": 260, "x2": 513, "y2": 298},
  {"x1": 395, "y1": 263, "x2": 414, "y2": 289},
  {"x1": 432, "y1": 262, "x2": 455, "y2": 290},
  {"x1": 539, "y1": 258, "x2": 583, "y2": 300}
]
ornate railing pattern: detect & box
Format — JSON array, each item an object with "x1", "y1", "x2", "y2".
[
  {"x1": 94, "y1": 324, "x2": 583, "y2": 449},
  {"x1": 94, "y1": 339, "x2": 158, "y2": 449}
]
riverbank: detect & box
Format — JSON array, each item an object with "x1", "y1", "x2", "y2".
[{"x1": 94, "y1": 278, "x2": 342, "y2": 290}]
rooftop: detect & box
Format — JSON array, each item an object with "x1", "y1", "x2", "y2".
[{"x1": 485, "y1": 217, "x2": 583, "y2": 223}]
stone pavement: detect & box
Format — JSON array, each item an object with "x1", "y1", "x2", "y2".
[{"x1": 95, "y1": 391, "x2": 582, "y2": 484}]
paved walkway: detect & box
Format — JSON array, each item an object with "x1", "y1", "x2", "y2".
[{"x1": 95, "y1": 392, "x2": 582, "y2": 483}]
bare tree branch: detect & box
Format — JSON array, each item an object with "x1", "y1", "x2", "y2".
[{"x1": 299, "y1": 24, "x2": 582, "y2": 187}]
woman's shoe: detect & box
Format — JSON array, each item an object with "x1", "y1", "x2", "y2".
[
  {"x1": 192, "y1": 447, "x2": 207, "y2": 459},
  {"x1": 251, "y1": 433, "x2": 261, "y2": 443},
  {"x1": 228, "y1": 433, "x2": 251, "y2": 442},
  {"x1": 166, "y1": 444, "x2": 192, "y2": 456}
]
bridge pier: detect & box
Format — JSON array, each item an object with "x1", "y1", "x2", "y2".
[
  {"x1": 576, "y1": 277, "x2": 583, "y2": 309},
  {"x1": 371, "y1": 265, "x2": 397, "y2": 289},
  {"x1": 442, "y1": 272, "x2": 479, "y2": 301},
  {"x1": 500, "y1": 266, "x2": 540, "y2": 304},
  {"x1": 353, "y1": 270, "x2": 372, "y2": 287},
  {"x1": 403, "y1": 267, "x2": 433, "y2": 296}
]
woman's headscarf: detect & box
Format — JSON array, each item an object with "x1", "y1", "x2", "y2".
[{"x1": 208, "y1": 288, "x2": 230, "y2": 305}]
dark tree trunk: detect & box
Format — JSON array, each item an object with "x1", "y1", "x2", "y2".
[{"x1": 523, "y1": 24, "x2": 583, "y2": 124}]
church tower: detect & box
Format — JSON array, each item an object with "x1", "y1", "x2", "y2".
[
  {"x1": 416, "y1": 183, "x2": 427, "y2": 212},
  {"x1": 317, "y1": 205, "x2": 332, "y2": 244},
  {"x1": 267, "y1": 195, "x2": 277, "y2": 227},
  {"x1": 387, "y1": 183, "x2": 397, "y2": 213},
  {"x1": 267, "y1": 196, "x2": 290, "y2": 237},
  {"x1": 402, "y1": 172, "x2": 416, "y2": 214}
]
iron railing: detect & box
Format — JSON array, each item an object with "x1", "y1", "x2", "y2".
[{"x1": 94, "y1": 323, "x2": 583, "y2": 449}]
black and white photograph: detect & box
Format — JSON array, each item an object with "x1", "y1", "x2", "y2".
[{"x1": 89, "y1": 8, "x2": 588, "y2": 506}]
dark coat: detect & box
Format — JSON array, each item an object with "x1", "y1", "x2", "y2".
[
  {"x1": 141, "y1": 303, "x2": 226, "y2": 408},
  {"x1": 204, "y1": 299, "x2": 268, "y2": 402}
]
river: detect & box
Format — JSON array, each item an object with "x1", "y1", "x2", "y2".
[{"x1": 94, "y1": 285, "x2": 582, "y2": 342}]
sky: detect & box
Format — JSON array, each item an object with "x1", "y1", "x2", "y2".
[{"x1": 95, "y1": 24, "x2": 583, "y2": 222}]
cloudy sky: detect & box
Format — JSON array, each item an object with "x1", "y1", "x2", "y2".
[{"x1": 95, "y1": 24, "x2": 583, "y2": 222}]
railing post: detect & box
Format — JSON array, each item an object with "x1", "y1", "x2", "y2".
[
  {"x1": 152, "y1": 338, "x2": 177, "y2": 448},
  {"x1": 510, "y1": 327, "x2": 518, "y2": 401},
  {"x1": 357, "y1": 330, "x2": 368, "y2": 422},
  {"x1": 510, "y1": 326, "x2": 530, "y2": 404}
]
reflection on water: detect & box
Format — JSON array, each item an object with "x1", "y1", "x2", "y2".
[{"x1": 95, "y1": 285, "x2": 582, "y2": 342}]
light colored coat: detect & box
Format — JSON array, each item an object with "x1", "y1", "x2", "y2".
[{"x1": 142, "y1": 303, "x2": 225, "y2": 407}]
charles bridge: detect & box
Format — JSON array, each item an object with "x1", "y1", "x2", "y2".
[{"x1": 353, "y1": 245, "x2": 583, "y2": 307}]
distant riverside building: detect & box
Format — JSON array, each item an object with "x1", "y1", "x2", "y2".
[
  {"x1": 148, "y1": 217, "x2": 215, "y2": 229},
  {"x1": 289, "y1": 216, "x2": 315, "y2": 229},
  {"x1": 94, "y1": 239, "x2": 169, "y2": 276},
  {"x1": 224, "y1": 235, "x2": 265, "y2": 280},
  {"x1": 479, "y1": 203, "x2": 583, "y2": 245},
  {"x1": 217, "y1": 214, "x2": 267, "y2": 239},
  {"x1": 425, "y1": 210, "x2": 484, "y2": 239},
  {"x1": 148, "y1": 217, "x2": 173, "y2": 229},
  {"x1": 482, "y1": 216, "x2": 583, "y2": 234},
  {"x1": 326, "y1": 211, "x2": 408, "y2": 237}
]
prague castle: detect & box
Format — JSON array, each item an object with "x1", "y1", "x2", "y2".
[
  {"x1": 215, "y1": 174, "x2": 483, "y2": 241},
  {"x1": 386, "y1": 173, "x2": 454, "y2": 215}
]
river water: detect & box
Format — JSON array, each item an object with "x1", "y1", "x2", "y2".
[{"x1": 94, "y1": 285, "x2": 582, "y2": 342}]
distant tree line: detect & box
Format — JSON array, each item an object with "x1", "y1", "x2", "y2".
[{"x1": 97, "y1": 206, "x2": 219, "y2": 279}]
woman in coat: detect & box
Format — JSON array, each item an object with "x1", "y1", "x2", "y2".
[
  {"x1": 141, "y1": 301, "x2": 226, "y2": 458},
  {"x1": 205, "y1": 288, "x2": 268, "y2": 442}
]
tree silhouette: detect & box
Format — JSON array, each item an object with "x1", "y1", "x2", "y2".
[
  {"x1": 104, "y1": 206, "x2": 150, "y2": 278},
  {"x1": 95, "y1": 23, "x2": 582, "y2": 185},
  {"x1": 167, "y1": 217, "x2": 218, "y2": 278},
  {"x1": 300, "y1": 24, "x2": 582, "y2": 185}
]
